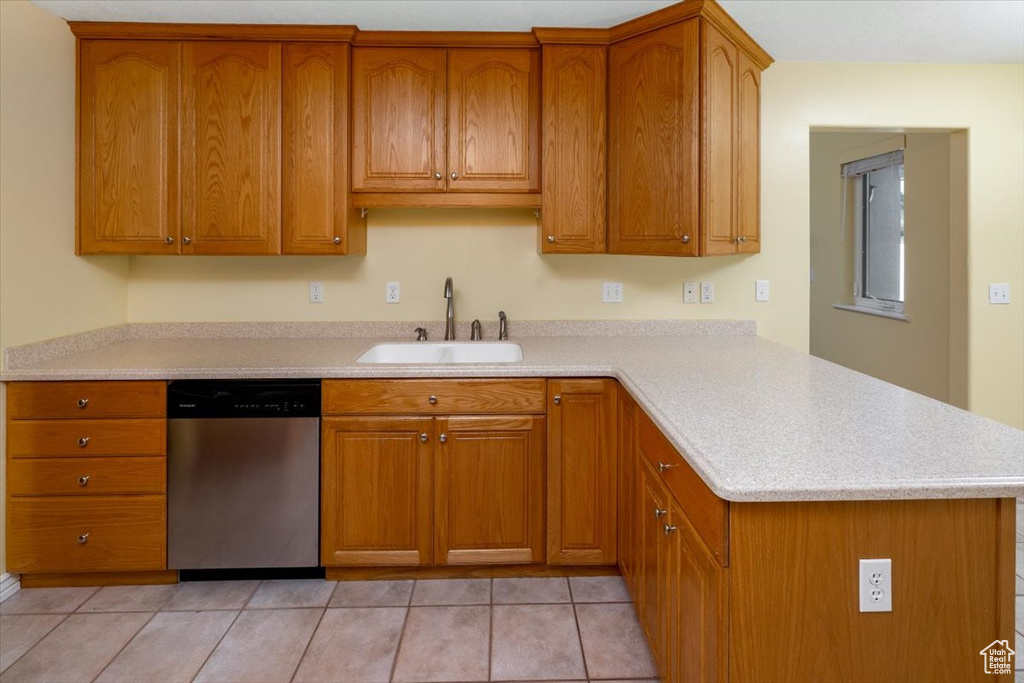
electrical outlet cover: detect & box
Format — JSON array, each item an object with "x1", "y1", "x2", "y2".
[
  {"x1": 683, "y1": 282, "x2": 698, "y2": 304},
  {"x1": 309, "y1": 281, "x2": 324, "y2": 304},
  {"x1": 602, "y1": 282, "x2": 624, "y2": 303},
  {"x1": 989, "y1": 283, "x2": 1010, "y2": 304},
  {"x1": 858, "y1": 558, "x2": 892, "y2": 612},
  {"x1": 386, "y1": 281, "x2": 400, "y2": 304},
  {"x1": 700, "y1": 281, "x2": 714, "y2": 304}
]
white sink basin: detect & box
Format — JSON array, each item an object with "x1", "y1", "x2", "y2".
[{"x1": 356, "y1": 342, "x2": 524, "y2": 364}]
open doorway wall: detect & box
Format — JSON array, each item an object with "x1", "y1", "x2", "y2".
[{"x1": 809, "y1": 130, "x2": 968, "y2": 407}]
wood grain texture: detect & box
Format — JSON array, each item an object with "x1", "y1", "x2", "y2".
[
  {"x1": 435, "y1": 415, "x2": 545, "y2": 565},
  {"x1": 701, "y1": 22, "x2": 738, "y2": 257},
  {"x1": 20, "y1": 570, "x2": 178, "y2": 588},
  {"x1": 70, "y1": 22, "x2": 358, "y2": 42},
  {"x1": 8, "y1": 457, "x2": 166, "y2": 497},
  {"x1": 351, "y1": 192, "x2": 542, "y2": 209},
  {"x1": 79, "y1": 40, "x2": 180, "y2": 255},
  {"x1": 736, "y1": 48, "x2": 761, "y2": 253},
  {"x1": 7, "y1": 495, "x2": 167, "y2": 574},
  {"x1": 282, "y1": 43, "x2": 365, "y2": 255},
  {"x1": 546, "y1": 379, "x2": 617, "y2": 565},
  {"x1": 608, "y1": 20, "x2": 699, "y2": 256},
  {"x1": 351, "y1": 47, "x2": 447, "y2": 192},
  {"x1": 323, "y1": 379, "x2": 546, "y2": 415},
  {"x1": 7, "y1": 419, "x2": 167, "y2": 458},
  {"x1": 447, "y1": 49, "x2": 540, "y2": 193},
  {"x1": 327, "y1": 564, "x2": 619, "y2": 581},
  {"x1": 354, "y1": 31, "x2": 538, "y2": 48},
  {"x1": 182, "y1": 41, "x2": 281, "y2": 254},
  {"x1": 7, "y1": 381, "x2": 166, "y2": 420},
  {"x1": 637, "y1": 456, "x2": 671, "y2": 673},
  {"x1": 729, "y1": 499, "x2": 1011, "y2": 682},
  {"x1": 321, "y1": 417, "x2": 434, "y2": 567},
  {"x1": 638, "y1": 411, "x2": 728, "y2": 567},
  {"x1": 617, "y1": 385, "x2": 639, "y2": 593},
  {"x1": 540, "y1": 45, "x2": 607, "y2": 254},
  {"x1": 997, "y1": 498, "x2": 1017, "y2": 639},
  {"x1": 532, "y1": 28, "x2": 612, "y2": 45}
]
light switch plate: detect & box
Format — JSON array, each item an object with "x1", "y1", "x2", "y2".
[
  {"x1": 602, "y1": 282, "x2": 623, "y2": 303},
  {"x1": 755, "y1": 280, "x2": 770, "y2": 302},
  {"x1": 683, "y1": 282, "x2": 698, "y2": 304},
  {"x1": 989, "y1": 283, "x2": 1010, "y2": 304}
]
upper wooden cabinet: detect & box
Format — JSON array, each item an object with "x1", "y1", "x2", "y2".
[
  {"x1": 351, "y1": 47, "x2": 540, "y2": 196},
  {"x1": 78, "y1": 41, "x2": 180, "y2": 255},
  {"x1": 181, "y1": 42, "x2": 281, "y2": 255}
]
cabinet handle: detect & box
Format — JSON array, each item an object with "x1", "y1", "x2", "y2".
[
  {"x1": 434, "y1": 171, "x2": 443, "y2": 180},
  {"x1": 77, "y1": 475, "x2": 90, "y2": 486},
  {"x1": 165, "y1": 236, "x2": 174, "y2": 244},
  {"x1": 77, "y1": 398, "x2": 89, "y2": 408},
  {"x1": 439, "y1": 433, "x2": 447, "y2": 443},
  {"x1": 77, "y1": 437, "x2": 90, "y2": 447},
  {"x1": 333, "y1": 236, "x2": 341, "y2": 245},
  {"x1": 658, "y1": 461, "x2": 677, "y2": 473},
  {"x1": 450, "y1": 171, "x2": 459, "y2": 180},
  {"x1": 681, "y1": 235, "x2": 690, "y2": 244},
  {"x1": 420, "y1": 432, "x2": 428, "y2": 443},
  {"x1": 547, "y1": 235, "x2": 555, "y2": 243},
  {"x1": 553, "y1": 395, "x2": 561, "y2": 405},
  {"x1": 654, "y1": 507, "x2": 667, "y2": 519},
  {"x1": 428, "y1": 395, "x2": 437, "y2": 405},
  {"x1": 664, "y1": 523, "x2": 678, "y2": 535},
  {"x1": 77, "y1": 533, "x2": 89, "y2": 544},
  {"x1": 739, "y1": 236, "x2": 748, "y2": 243},
  {"x1": 183, "y1": 237, "x2": 192, "y2": 245}
]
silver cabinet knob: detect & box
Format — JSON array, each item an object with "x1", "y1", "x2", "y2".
[
  {"x1": 547, "y1": 235, "x2": 555, "y2": 243},
  {"x1": 77, "y1": 475, "x2": 90, "y2": 486},
  {"x1": 428, "y1": 395, "x2": 437, "y2": 405},
  {"x1": 450, "y1": 171, "x2": 459, "y2": 180},
  {"x1": 165, "y1": 236, "x2": 174, "y2": 244},
  {"x1": 420, "y1": 433, "x2": 428, "y2": 443},
  {"x1": 553, "y1": 395, "x2": 561, "y2": 405},
  {"x1": 182, "y1": 237, "x2": 192, "y2": 245},
  {"x1": 77, "y1": 437, "x2": 90, "y2": 447},
  {"x1": 434, "y1": 171, "x2": 443, "y2": 180},
  {"x1": 77, "y1": 533, "x2": 89, "y2": 544},
  {"x1": 658, "y1": 461, "x2": 677, "y2": 473},
  {"x1": 333, "y1": 236, "x2": 341, "y2": 245},
  {"x1": 664, "y1": 523, "x2": 678, "y2": 535},
  {"x1": 739, "y1": 235, "x2": 748, "y2": 243},
  {"x1": 439, "y1": 433, "x2": 447, "y2": 443},
  {"x1": 681, "y1": 235, "x2": 690, "y2": 243},
  {"x1": 77, "y1": 398, "x2": 89, "y2": 408},
  {"x1": 654, "y1": 507, "x2": 667, "y2": 519}
]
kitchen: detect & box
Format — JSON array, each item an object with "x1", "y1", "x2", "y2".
[{"x1": 0, "y1": 0, "x2": 1022, "y2": 682}]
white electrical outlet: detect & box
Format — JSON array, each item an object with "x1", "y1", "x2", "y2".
[
  {"x1": 755, "y1": 280, "x2": 770, "y2": 302},
  {"x1": 602, "y1": 282, "x2": 624, "y2": 303},
  {"x1": 700, "y1": 281, "x2": 714, "y2": 304},
  {"x1": 989, "y1": 283, "x2": 1010, "y2": 304},
  {"x1": 859, "y1": 558, "x2": 892, "y2": 612},
  {"x1": 683, "y1": 282, "x2": 698, "y2": 304},
  {"x1": 386, "y1": 281, "x2": 400, "y2": 304},
  {"x1": 309, "y1": 281, "x2": 324, "y2": 304}
]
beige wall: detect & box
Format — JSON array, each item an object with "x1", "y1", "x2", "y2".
[
  {"x1": 809, "y1": 131, "x2": 961, "y2": 404},
  {"x1": 0, "y1": 0, "x2": 130, "y2": 574}
]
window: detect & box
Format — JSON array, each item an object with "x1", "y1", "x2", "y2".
[{"x1": 843, "y1": 150, "x2": 905, "y2": 314}]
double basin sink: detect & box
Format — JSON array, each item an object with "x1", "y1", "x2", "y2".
[{"x1": 356, "y1": 342, "x2": 523, "y2": 364}]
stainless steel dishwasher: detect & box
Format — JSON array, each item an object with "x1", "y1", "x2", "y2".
[{"x1": 167, "y1": 379, "x2": 321, "y2": 570}]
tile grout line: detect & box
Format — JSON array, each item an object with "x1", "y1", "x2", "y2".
[
  {"x1": 568, "y1": 578, "x2": 592, "y2": 682},
  {"x1": 189, "y1": 608, "x2": 246, "y2": 683},
  {"x1": 89, "y1": 610, "x2": 159, "y2": 683},
  {"x1": 0, "y1": 611, "x2": 71, "y2": 677},
  {"x1": 288, "y1": 606, "x2": 328, "y2": 683},
  {"x1": 387, "y1": 580, "x2": 416, "y2": 683},
  {"x1": 488, "y1": 578, "x2": 494, "y2": 682}
]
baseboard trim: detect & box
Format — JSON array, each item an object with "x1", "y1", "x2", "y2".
[
  {"x1": 0, "y1": 572, "x2": 22, "y2": 602},
  {"x1": 326, "y1": 564, "x2": 620, "y2": 581}
]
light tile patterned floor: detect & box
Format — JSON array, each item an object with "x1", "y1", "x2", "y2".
[{"x1": 0, "y1": 576, "x2": 657, "y2": 683}]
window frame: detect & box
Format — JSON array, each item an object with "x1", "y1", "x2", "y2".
[{"x1": 847, "y1": 150, "x2": 905, "y2": 316}]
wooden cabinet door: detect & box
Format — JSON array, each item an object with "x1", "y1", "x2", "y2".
[
  {"x1": 736, "y1": 48, "x2": 762, "y2": 253},
  {"x1": 351, "y1": 48, "x2": 447, "y2": 192},
  {"x1": 435, "y1": 415, "x2": 545, "y2": 565},
  {"x1": 79, "y1": 40, "x2": 180, "y2": 255},
  {"x1": 637, "y1": 457, "x2": 671, "y2": 670},
  {"x1": 540, "y1": 45, "x2": 606, "y2": 253},
  {"x1": 321, "y1": 417, "x2": 434, "y2": 566},
  {"x1": 547, "y1": 379, "x2": 616, "y2": 565},
  {"x1": 447, "y1": 49, "x2": 540, "y2": 193},
  {"x1": 609, "y1": 20, "x2": 699, "y2": 256},
  {"x1": 282, "y1": 43, "x2": 365, "y2": 255},
  {"x1": 182, "y1": 42, "x2": 281, "y2": 254},
  {"x1": 702, "y1": 23, "x2": 739, "y2": 257},
  {"x1": 617, "y1": 386, "x2": 639, "y2": 592}
]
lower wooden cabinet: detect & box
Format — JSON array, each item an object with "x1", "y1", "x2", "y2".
[{"x1": 617, "y1": 385, "x2": 639, "y2": 590}]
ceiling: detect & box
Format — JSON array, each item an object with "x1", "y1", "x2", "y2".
[{"x1": 31, "y1": 0, "x2": 1024, "y2": 63}]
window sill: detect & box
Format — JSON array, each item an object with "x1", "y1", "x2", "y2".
[{"x1": 832, "y1": 303, "x2": 909, "y2": 322}]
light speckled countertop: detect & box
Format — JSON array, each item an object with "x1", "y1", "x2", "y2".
[{"x1": 3, "y1": 321, "x2": 1022, "y2": 503}]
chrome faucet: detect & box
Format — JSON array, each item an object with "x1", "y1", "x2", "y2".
[
  {"x1": 444, "y1": 277, "x2": 455, "y2": 340},
  {"x1": 498, "y1": 311, "x2": 508, "y2": 340},
  {"x1": 471, "y1": 320, "x2": 482, "y2": 340}
]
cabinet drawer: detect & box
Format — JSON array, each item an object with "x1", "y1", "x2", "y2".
[
  {"x1": 7, "y1": 495, "x2": 167, "y2": 574},
  {"x1": 8, "y1": 457, "x2": 166, "y2": 496},
  {"x1": 638, "y1": 412, "x2": 728, "y2": 566},
  {"x1": 7, "y1": 419, "x2": 167, "y2": 457},
  {"x1": 7, "y1": 381, "x2": 166, "y2": 419},
  {"x1": 323, "y1": 379, "x2": 546, "y2": 415}
]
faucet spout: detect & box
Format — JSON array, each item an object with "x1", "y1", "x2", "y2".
[
  {"x1": 498, "y1": 311, "x2": 508, "y2": 341},
  {"x1": 444, "y1": 277, "x2": 455, "y2": 340}
]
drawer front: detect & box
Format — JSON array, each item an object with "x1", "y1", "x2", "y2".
[
  {"x1": 7, "y1": 419, "x2": 167, "y2": 457},
  {"x1": 8, "y1": 457, "x2": 166, "y2": 496},
  {"x1": 8, "y1": 381, "x2": 166, "y2": 419},
  {"x1": 7, "y1": 495, "x2": 167, "y2": 574},
  {"x1": 323, "y1": 379, "x2": 546, "y2": 415},
  {"x1": 638, "y1": 412, "x2": 729, "y2": 566}
]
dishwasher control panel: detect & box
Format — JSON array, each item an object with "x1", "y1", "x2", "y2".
[{"x1": 168, "y1": 379, "x2": 322, "y2": 419}]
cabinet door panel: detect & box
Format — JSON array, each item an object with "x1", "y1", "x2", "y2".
[
  {"x1": 547, "y1": 379, "x2": 616, "y2": 565},
  {"x1": 737, "y1": 49, "x2": 762, "y2": 253},
  {"x1": 540, "y1": 45, "x2": 606, "y2": 253},
  {"x1": 79, "y1": 40, "x2": 180, "y2": 254},
  {"x1": 617, "y1": 386, "x2": 639, "y2": 592},
  {"x1": 283, "y1": 43, "x2": 365, "y2": 255},
  {"x1": 609, "y1": 20, "x2": 699, "y2": 256},
  {"x1": 447, "y1": 49, "x2": 539, "y2": 193},
  {"x1": 182, "y1": 42, "x2": 281, "y2": 254},
  {"x1": 435, "y1": 415, "x2": 545, "y2": 565},
  {"x1": 637, "y1": 458, "x2": 670, "y2": 669},
  {"x1": 702, "y1": 23, "x2": 739, "y2": 256},
  {"x1": 321, "y1": 417, "x2": 433, "y2": 566},
  {"x1": 351, "y1": 48, "x2": 447, "y2": 192}
]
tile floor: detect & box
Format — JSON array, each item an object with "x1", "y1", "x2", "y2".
[{"x1": 0, "y1": 575, "x2": 657, "y2": 683}]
